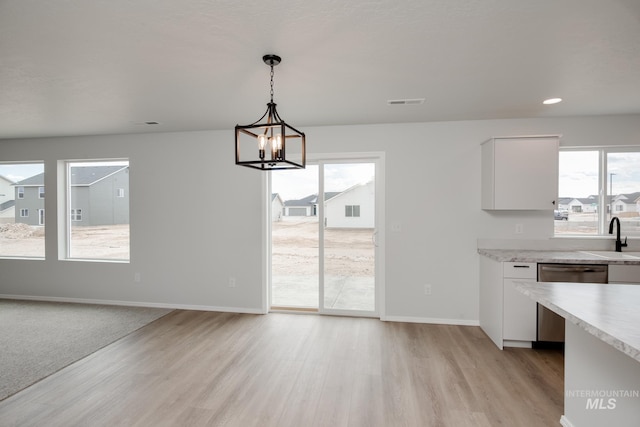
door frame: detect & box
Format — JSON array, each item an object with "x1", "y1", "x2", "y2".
[{"x1": 264, "y1": 152, "x2": 385, "y2": 319}]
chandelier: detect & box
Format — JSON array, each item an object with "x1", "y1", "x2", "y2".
[{"x1": 235, "y1": 54, "x2": 306, "y2": 170}]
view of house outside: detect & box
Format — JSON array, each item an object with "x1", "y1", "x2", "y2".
[
  {"x1": 67, "y1": 161, "x2": 130, "y2": 261},
  {"x1": 0, "y1": 161, "x2": 130, "y2": 261},
  {"x1": 0, "y1": 163, "x2": 45, "y2": 258},
  {"x1": 555, "y1": 150, "x2": 640, "y2": 237}
]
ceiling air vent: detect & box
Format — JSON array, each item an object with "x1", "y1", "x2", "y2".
[{"x1": 387, "y1": 98, "x2": 425, "y2": 106}]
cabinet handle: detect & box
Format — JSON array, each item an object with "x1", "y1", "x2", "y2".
[{"x1": 513, "y1": 265, "x2": 530, "y2": 268}]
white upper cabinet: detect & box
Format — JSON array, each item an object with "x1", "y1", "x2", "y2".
[{"x1": 481, "y1": 135, "x2": 560, "y2": 210}]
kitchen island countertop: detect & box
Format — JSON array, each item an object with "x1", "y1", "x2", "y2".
[{"x1": 515, "y1": 281, "x2": 640, "y2": 362}]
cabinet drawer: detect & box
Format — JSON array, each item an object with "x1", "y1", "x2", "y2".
[{"x1": 503, "y1": 262, "x2": 537, "y2": 279}]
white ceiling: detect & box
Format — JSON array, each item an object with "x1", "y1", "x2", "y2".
[{"x1": 1, "y1": 0, "x2": 640, "y2": 139}]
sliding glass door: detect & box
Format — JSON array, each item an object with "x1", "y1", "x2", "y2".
[
  {"x1": 270, "y1": 165, "x2": 320, "y2": 310},
  {"x1": 320, "y1": 162, "x2": 376, "y2": 314},
  {"x1": 270, "y1": 156, "x2": 382, "y2": 317}
]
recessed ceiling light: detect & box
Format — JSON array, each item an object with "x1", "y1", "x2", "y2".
[{"x1": 543, "y1": 98, "x2": 562, "y2": 105}]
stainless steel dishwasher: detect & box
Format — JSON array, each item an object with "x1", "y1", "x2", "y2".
[{"x1": 536, "y1": 263, "x2": 608, "y2": 346}]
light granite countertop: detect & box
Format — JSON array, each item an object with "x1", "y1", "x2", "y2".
[
  {"x1": 478, "y1": 249, "x2": 640, "y2": 265},
  {"x1": 515, "y1": 281, "x2": 640, "y2": 363}
]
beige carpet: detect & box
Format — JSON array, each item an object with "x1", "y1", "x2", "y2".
[{"x1": 0, "y1": 299, "x2": 172, "y2": 401}]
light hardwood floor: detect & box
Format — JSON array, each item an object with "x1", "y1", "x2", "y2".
[{"x1": 0, "y1": 311, "x2": 564, "y2": 426}]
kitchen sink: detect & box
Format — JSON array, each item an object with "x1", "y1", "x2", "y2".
[{"x1": 580, "y1": 251, "x2": 640, "y2": 260}]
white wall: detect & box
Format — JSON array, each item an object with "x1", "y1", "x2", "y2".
[
  {"x1": 1, "y1": 115, "x2": 640, "y2": 321},
  {"x1": 0, "y1": 131, "x2": 264, "y2": 312}
]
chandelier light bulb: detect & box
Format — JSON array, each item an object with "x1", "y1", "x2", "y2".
[
  {"x1": 257, "y1": 134, "x2": 267, "y2": 150},
  {"x1": 257, "y1": 134, "x2": 267, "y2": 159}
]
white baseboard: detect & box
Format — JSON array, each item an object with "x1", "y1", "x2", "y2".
[
  {"x1": 559, "y1": 415, "x2": 574, "y2": 427},
  {"x1": 383, "y1": 315, "x2": 480, "y2": 326},
  {"x1": 0, "y1": 294, "x2": 266, "y2": 315}
]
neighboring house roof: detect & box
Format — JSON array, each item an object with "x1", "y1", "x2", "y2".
[
  {"x1": 576, "y1": 197, "x2": 596, "y2": 205},
  {"x1": 324, "y1": 181, "x2": 372, "y2": 204},
  {"x1": 0, "y1": 174, "x2": 16, "y2": 184},
  {"x1": 614, "y1": 192, "x2": 640, "y2": 204},
  {"x1": 558, "y1": 197, "x2": 574, "y2": 205},
  {"x1": 13, "y1": 166, "x2": 128, "y2": 187},
  {"x1": 13, "y1": 173, "x2": 44, "y2": 187},
  {"x1": 70, "y1": 166, "x2": 128, "y2": 186},
  {"x1": 284, "y1": 192, "x2": 340, "y2": 206},
  {"x1": 0, "y1": 200, "x2": 15, "y2": 211}
]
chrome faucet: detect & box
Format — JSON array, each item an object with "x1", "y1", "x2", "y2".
[{"x1": 608, "y1": 216, "x2": 628, "y2": 252}]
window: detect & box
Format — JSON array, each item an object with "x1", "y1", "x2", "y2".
[
  {"x1": 66, "y1": 160, "x2": 130, "y2": 261},
  {"x1": 556, "y1": 148, "x2": 640, "y2": 237},
  {"x1": 70, "y1": 209, "x2": 82, "y2": 221},
  {"x1": 0, "y1": 162, "x2": 45, "y2": 258},
  {"x1": 38, "y1": 186, "x2": 45, "y2": 199},
  {"x1": 345, "y1": 205, "x2": 360, "y2": 217}
]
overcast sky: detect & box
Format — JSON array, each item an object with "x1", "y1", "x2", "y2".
[
  {"x1": 0, "y1": 163, "x2": 43, "y2": 183},
  {"x1": 559, "y1": 151, "x2": 640, "y2": 198}
]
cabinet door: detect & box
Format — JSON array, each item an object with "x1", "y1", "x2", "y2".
[
  {"x1": 490, "y1": 136, "x2": 559, "y2": 210},
  {"x1": 503, "y1": 278, "x2": 537, "y2": 341},
  {"x1": 609, "y1": 265, "x2": 640, "y2": 284}
]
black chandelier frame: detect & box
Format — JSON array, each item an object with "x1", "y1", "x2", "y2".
[{"x1": 235, "y1": 54, "x2": 306, "y2": 171}]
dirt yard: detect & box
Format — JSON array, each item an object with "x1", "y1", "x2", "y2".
[
  {"x1": 272, "y1": 218, "x2": 374, "y2": 277},
  {"x1": 1, "y1": 220, "x2": 370, "y2": 271},
  {"x1": 0, "y1": 223, "x2": 129, "y2": 259}
]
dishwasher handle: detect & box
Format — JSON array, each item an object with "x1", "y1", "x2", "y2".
[{"x1": 539, "y1": 265, "x2": 607, "y2": 274}]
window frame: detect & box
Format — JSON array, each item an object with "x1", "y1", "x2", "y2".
[
  {"x1": 38, "y1": 186, "x2": 45, "y2": 199},
  {"x1": 557, "y1": 146, "x2": 640, "y2": 237},
  {"x1": 0, "y1": 161, "x2": 45, "y2": 259},
  {"x1": 63, "y1": 159, "x2": 130, "y2": 262}
]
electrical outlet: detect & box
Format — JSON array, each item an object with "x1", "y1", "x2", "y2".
[
  {"x1": 391, "y1": 221, "x2": 402, "y2": 232},
  {"x1": 134, "y1": 272, "x2": 141, "y2": 283},
  {"x1": 515, "y1": 223, "x2": 524, "y2": 234},
  {"x1": 424, "y1": 284, "x2": 432, "y2": 295},
  {"x1": 228, "y1": 277, "x2": 236, "y2": 288}
]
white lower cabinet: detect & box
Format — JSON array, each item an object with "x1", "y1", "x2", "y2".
[
  {"x1": 503, "y1": 262, "x2": 537, "y2": 343},
  {"x1": 609, "y1": 264, "x2": 640, "y2": 284},
  {"x1": 480, "y1": 257, "x2": 537, "y2": 349}
]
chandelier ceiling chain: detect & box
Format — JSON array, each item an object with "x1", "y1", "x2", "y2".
[
  {"x1": 234, "y1": 54, "x2": 306, "y2": 171},
  {"x1": 269, "y1": 64, "x2": 275, "y2": 104}
]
